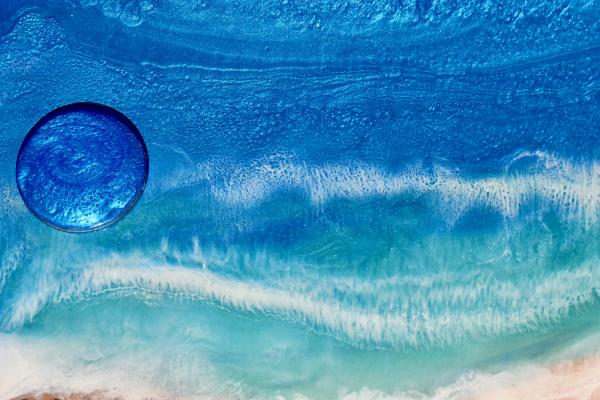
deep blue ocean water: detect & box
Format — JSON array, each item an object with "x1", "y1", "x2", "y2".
[{"x1": 1, "y1": 1, "x2": 600, "y2": 399}]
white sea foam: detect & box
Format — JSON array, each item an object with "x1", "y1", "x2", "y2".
[
  {"x1": 335, "y1": 349, "x2": 600, "y2": 400},
  {"x1": 4, "y1": 329, "x2": 600, "y2": 400},
  {"x1": 0, "y1": 333, "x2": 241, "y2": 400},
  {"x1": 5, "y1": 249, "x2": 600, "y2": 349},
  {"x1": 155, "y1": 151, "x2": 600, "y2": 225}
]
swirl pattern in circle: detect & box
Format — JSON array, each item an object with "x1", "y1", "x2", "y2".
[{"x1": 16, "y1": 103, "x2": 149, "y2": 232}]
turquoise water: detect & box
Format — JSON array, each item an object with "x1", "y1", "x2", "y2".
[
  {"x1": 1, "y1": 1, "x2": 600, "y2": 398},
  {"x1": 5, "y1": 153, "x2": 600, "y2": 398}
]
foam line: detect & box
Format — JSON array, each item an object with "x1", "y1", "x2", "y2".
[
  {"x1": 5, "y1": 252, "x2": 600, "y2": 349},
  {"x1": 158, "y1": 152, "x2": 600, "y2": 225}
]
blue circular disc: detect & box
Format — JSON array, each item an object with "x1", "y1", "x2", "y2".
[{"x1": 16, "y1": 102, "x2": 149, "y2": 232}]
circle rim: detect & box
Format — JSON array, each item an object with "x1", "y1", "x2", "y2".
[{"x1": 16, "y1": 102, "x2": 149, "y2": 233}]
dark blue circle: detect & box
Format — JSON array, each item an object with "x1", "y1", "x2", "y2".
[{"x1": 16, "y1": 103, "x2": 149, "y2": 232}]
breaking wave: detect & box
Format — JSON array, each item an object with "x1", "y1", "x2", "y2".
[
  {"x1": 154, "y1": 151, "x2": 600, "y2": 225},
  {"x1": 4, "y1": 246, "x2": 600, "y2": 349}
]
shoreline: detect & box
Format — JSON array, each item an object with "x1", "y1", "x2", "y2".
[
  {"x1": 468, "y1": 356, "x2": 600, "y2": 400},
  {"x1": 9, "y1": 352, "x2": 600, "y2": 400}
]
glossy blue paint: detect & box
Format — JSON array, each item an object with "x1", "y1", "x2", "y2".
[{"x1": 16, "y1": 103, "x2": 148, "y2": 232}]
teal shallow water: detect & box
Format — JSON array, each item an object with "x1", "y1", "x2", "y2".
[{"x1": 5, "y1": 155, "x2": 600, "y2": 398}]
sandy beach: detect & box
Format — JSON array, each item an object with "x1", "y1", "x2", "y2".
[
  {"x1": 9, "y1": 356, "x2": 600, "y2": 400},
  {"x1": 10, "y1": 393, "x2": 120, "y2": 400},
  {"x1": 10, "y1": 353, "x2": 600, "y2": 400},
  {"x1": 469, "y1": 356, "x2": 600, "y2": 400}
]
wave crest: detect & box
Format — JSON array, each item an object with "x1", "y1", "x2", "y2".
[
  {"x1": 4, "y1": 248, "x2": 600, "y2": 349},
  {"x1": 154, "y1": 151, "x2": 600, "y2": 225}
]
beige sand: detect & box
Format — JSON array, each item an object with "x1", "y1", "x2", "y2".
[
  {"x1": 10, "y1": 392, "x2": 120, "y2": 400},
  {"x1": 11, "y1": 357, "x2": 600, "y2": 400},
  {"x1": 471, "y1": 357, "x2": 600, "y2": 400}
]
